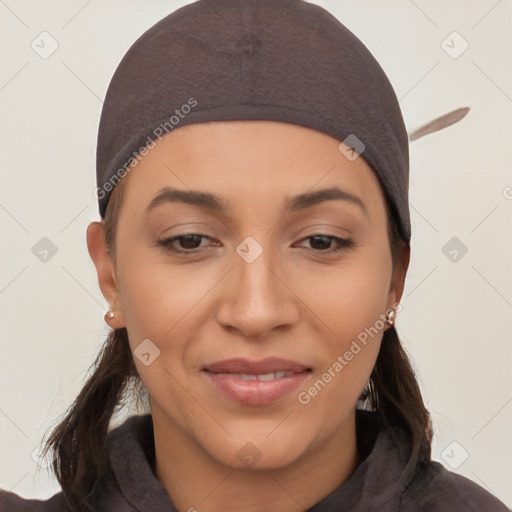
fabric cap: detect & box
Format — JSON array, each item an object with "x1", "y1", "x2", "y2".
[{"x1": 95, "y1": 0, "x2": 411, "y2": 243}]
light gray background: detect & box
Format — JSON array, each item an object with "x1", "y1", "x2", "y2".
[{"x1": 0, "y1": 0, "x2": 511, "y2": 506}]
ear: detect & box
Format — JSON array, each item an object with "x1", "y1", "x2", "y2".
[
  {"x1": 387, "y1": 242, "x2": 410, "y2": 318},
  {"x1": 86, "y1": 221, "x2": 126, "y2": 328}
]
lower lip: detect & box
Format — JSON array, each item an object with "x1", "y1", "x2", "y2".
[{"x1": 204, "y1": 371, "x2": 310, "y2": 405}]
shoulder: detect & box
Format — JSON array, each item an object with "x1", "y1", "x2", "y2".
[
  {"x1": 0, "y1": 489, "x2": 71, "y2": 512},
  {"x1": 401, "y1": 460, "x2": 511, "y2": 512},
  {"x1": 0, "y1": 415, "x2": 153, "y2": 512}
]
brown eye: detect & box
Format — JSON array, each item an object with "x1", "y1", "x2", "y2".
[
  {"x1": 158, "y1": 234, "x2": 214, "y2": 253},
  {"x1": 309, "y1": 235, "x2": 332, "y2": 250},
  {"x1": 175, "y1": 234, "x2": 204, "y2": 250},
  {"x1": 297, "y1": 235, "x2": 354, "y2": 253}
]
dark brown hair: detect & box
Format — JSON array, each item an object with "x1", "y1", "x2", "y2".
[{"x1": 42, "y1": 171, "x2": 433, "y2": 511}]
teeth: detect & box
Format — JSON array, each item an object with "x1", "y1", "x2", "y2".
[
  {"x1": 239, "y1": 374, "x2": 258, "y2": 381},
  {"x1": 258, "y1": 372, "x2": 278, "y2": 381},
  {"x1": 237, "y1": 371, "x2": 295, "y2": 381}
]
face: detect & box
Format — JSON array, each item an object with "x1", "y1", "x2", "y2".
[{"x1": 88, "y1": 120, "x2": 406, "y2": 471}]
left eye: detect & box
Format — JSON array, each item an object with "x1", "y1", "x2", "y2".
[
  {"x1": 158, "y1": 234, "x2": 354, "y2": 254},
  {"x1": 295, "y1": 235, "x2": 354, "y2": 253}
]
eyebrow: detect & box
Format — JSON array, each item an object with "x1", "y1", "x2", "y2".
[{"x1": 144, "y1": 186, "x2": 368, "y2": 217}]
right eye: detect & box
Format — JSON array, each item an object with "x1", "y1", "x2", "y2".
[{"x1": 158, "y1": 233, "x2": 218, "y2": 253}]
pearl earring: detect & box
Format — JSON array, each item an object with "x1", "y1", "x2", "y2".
[
  {"x1": 386, "y1": 310, "x2": 395, "y2": 326},
  {"x1": 104, "y1": 310, "x2": 115, "y2": 322}
]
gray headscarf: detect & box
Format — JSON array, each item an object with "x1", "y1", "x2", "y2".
[{"x1": 95, "y1": 0, "x2": 411, "y2": 242}]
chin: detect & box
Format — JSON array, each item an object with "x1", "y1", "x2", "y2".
[{"x1": 202, "y1": 427, "x2": 310, "y2": 471}]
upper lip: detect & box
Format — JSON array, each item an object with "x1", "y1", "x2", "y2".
[{"x1": 204, "y1": 357, "x2": 311, "y2": 374}]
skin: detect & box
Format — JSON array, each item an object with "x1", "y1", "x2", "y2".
[{"x1": 87, "y1": 120, "x2": 409, "y2": 512}]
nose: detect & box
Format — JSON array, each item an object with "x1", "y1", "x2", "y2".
[{"x1": 215, "y1": 245, "x2": 300, "y2": 338}]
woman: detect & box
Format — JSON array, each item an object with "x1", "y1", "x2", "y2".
[{"x1": 1, "y1": 0, "x2": 509, "y2": 511}]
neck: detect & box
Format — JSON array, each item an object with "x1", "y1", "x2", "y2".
[{"x1": 152, "y1": 407, "x2": 360, "y2": 512}]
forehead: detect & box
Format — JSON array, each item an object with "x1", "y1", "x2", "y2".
[{"x1": 117, "y1": 120, "x2": 385, "y2": 216}]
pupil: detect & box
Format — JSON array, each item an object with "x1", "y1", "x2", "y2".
[
  {"x1": 181, "y1": 235, "x2": 202, "y2": 249},
  {"x1": 311, "y1": 236, "x2": 330, "y2": 250}
]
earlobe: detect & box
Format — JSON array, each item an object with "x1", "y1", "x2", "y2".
[
  {"x1": 387, "y1": 243, "x2": 410, "y2": 324},
  {"x1": 86, "y1": 221, "x2": 126, "y2": 328}
]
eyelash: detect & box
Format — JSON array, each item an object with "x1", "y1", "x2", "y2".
[{"x1": 157, "y1": 233, "x2": 354, "y2": 255}]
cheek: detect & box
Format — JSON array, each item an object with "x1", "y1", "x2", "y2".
[
  {"x1": 294, "y1": 274, "x2": 386, "y2": 436},
  {"x1": 115, "y1": 249, "x2": 230, "y2": 399},
  {"x1": 292, "y1": 252, "x2": 390, "y2": 399},
  {"x1": 116, "y1": 246, "x2": 212, "y2": 336},
  {"x1": 298, "y1": 253, "x2": 391, "y2": 342},
  {"x1": 115, "y1": 253, "x2": 204, "y2": 410}
]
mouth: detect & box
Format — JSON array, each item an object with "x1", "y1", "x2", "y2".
[
  {"x1": 203, "y1": 357, "x2": 312, "y2": 374},
  {"x1": 209, "y1": 370, "x2": 301, "y2": 381},
  {"x1": 202, "y1": 357, "x2": 312, "y2": 405}
]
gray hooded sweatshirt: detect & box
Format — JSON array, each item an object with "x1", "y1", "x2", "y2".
[{"x1": 0, "y1": 410, "x2": 509, "y2": 511}]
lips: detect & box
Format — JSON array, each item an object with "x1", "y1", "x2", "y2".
[
  {"x1": 204, "y1": 357, "x2": 311, "y2": 374},
  {"x1": 203, "y1": 357, "x2": 312, "y2": 405}
]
